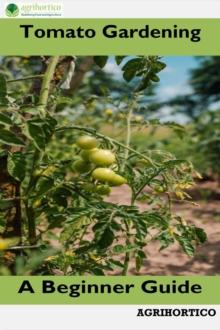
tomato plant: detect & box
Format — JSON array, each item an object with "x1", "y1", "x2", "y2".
[{"x1": 0, "y1": 56, "x2": 206, "y2": 275}]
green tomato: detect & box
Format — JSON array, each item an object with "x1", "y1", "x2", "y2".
[
  {"x1": 92, "y1": 168, "x2": 116, "y2": 183},
  {"x1": 76, "y1": 135, "x2": 99, "y2": 150},
  {"x1": 43, "y1": 165, "x2": 56, "y2": 176},
  {"x1": 89, "y1": 149, "x2": 116, "y2": 166},
  {"x1": 154, "y1": 185, "x2": 166, "y2": 193},
  {"x1": 73, "y1": 159, "x2": 92, "y2": 173},
  {"x1": 133, "y1": 115, "x2": 143, "y2": 123},
  {"x1": 33, "y1": 169, "x2": 42, "y2": 177},
  {"x1": 80, "y1": 149, "x2": 97, "y2": 161},
  {"x1": 92, "y1": 168, "x2": 127, "y2": 186},
  {"x1": 110, "y1": 173, "x2": 127, "y2": 186},
  {"x1": 96, "y1": 184, "x2": 111, "y2": 196}
]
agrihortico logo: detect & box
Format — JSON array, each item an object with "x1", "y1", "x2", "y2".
[
  {"x1": 5, "y1": 2, "x2": 63, "y2": 17},
  {"x1": 5, "y1": 3, "x2": 19, "y2": 17}
]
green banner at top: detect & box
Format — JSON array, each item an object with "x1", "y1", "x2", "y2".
[{"x1": 0, "y1": 18, "x2": 219, "y2": 55}]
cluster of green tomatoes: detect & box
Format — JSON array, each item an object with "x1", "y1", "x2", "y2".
[{"x1": 73, "y1": 135, "x2": 127, "y2": 196}]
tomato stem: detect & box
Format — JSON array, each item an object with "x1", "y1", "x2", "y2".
[
  {"x1": 7, "y1": 75, "x2": 44, "y2": 83},
  {"x1": 56, "y1": 125, "x2": 156, "y2": 167},
  {"x1": 38, "y1": 56, "x2": 59, "y2": 116},
  {"x1": 122, "y1": 102, "x2": 133, "y2": 172}
]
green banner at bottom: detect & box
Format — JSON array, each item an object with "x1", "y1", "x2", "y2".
[{"x1": 0, "y1": 276, "x2": 219, "y2": 304}]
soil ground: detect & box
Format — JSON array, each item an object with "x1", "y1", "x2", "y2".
[{"x1": 106, "y1": 180, "x2": 220, "y2": 275}]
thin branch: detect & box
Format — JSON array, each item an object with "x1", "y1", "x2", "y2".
[
  {"x1": 121, "y1": 104, "x2": 133, "y2": 172},
  {"x1": 56, "y1": 125, "x2": 157, "y2": 167},
  {"x1": 7, "y1": 75, "x2": 44, "y2": 83}
]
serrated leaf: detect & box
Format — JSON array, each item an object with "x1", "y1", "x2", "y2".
[
  {"x1": 157, "y1": 231, "x2": 174, "y2": 250},
  {"x1": 0, "y1": 113, "x2": 12, "y2": 125},
  {"x1": 163, "y1": 159, "x2": 186, "y2": 168},
  {"x1": 135, "y1": 255, "x2": 143, "y2": 272},
  {"x1": 195, "y1": 227, "x2": 207, "y2": 243},
  {"x1": 0, "y1": 74, "x2": 7, "y2": 98},
  {"x1": 137, "y1": 250, "x2": 146, "y2": 259},
  {"x1": 36, "y1": 177, "x2": 54, "y2": 195},
  {"x1": 7, "y1": 152, "x2": 26, "y2": 182},
  {"x1": 26, "y1": 121, "x2": 46, "y2": 150},
  {"x1": 0, "y1": 128, "x2": 24, "y2": 146},
  {"x1": 175, "y1": 234, "x2": 195, "y2": 256},
  {"x1": 109, "y1": 258, "x2": 124, "y2": 269},
  {"x1": 113, "y1": 243, "x2": 138, "y2": 253},
  {"x1": 43, "y1": 116, "x2": 57, "y2": 139},
  {"x1": 51, "y1": 187, "x2": 72, "y2": 208},
  {"x1": 98, "y1": 228, "x2": 114, "y2": 249},
  {"x1": 26, "y1": 116, "x2": 56, "y2": 150},
  {"x1": 94, "y1": 56, "x2": 108, "y2": 68}
]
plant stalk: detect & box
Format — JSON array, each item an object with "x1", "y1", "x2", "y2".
[
  {"x1": 121, "y1": 104, "x2": 134, "y2": 275},
  {"x1": 25, "y1": 56, "x2": 59, "y2": 244},
  {"x1": 122, "y1": 105, "x2": 133, "y2": 172},
  {"x1": 38, "y1": 56, "x2": 59, "y2": 114},
  {"x1": 24, "y1": 200, "x2": 36, "y2": 245}
]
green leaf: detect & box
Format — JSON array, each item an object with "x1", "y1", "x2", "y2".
[
  {"x1": 113, "y1": 244, "x2": 125, "y2": 253},
  {"x1": 98, "y1": 228, "x2": 114, "y2": 249},
  {"x1": 113, "y1": 243, "x2": 138, "y2": 253},
  {"x1": 175, "y1": 234, "x2": 195, "y2": 257},
  {"x1": 0, "y1": 199, "x2": 14, "y2": 211},
  {"x1": 195, "y1": 227, "x2": 207, "y2": 243},
  {"x1": 150, "y1": 73, "x2": 160, "y2": 82},
  {"x1": 0, "y1": 75, "x2": 7, "y2": 105},
  {"x1": 135, "y1": 73, "x2": 151, "y2": 92},
  {"x1": 115, "y1": 56, "x2": 126, "y2": 65},
  {"x1": 122, "y1": 58, "x2": 142, "y2": 72},
  {"x1": 25, "y1": 117, "x2": 56, "y2": 150},
  {"x1": 48, "y1": 214, "x2": 65, "y2": 229},
  {"x1": 137, "y1": 250, "x2": 146, "y2": 259},
  {"x1": 0, "y1": 128, "x2": 25, "y2": 146},
  {"x1": 163, "y1": 159, "x2": 186, "y2": 168},
  {"x1": 36, "y1": 177, "x2": 54, "y2": 195},
  {"x1": 7, "y1": 152, "x2": 26, "y2": 182},
  {"x1": 123, "y1": 69, "x2": 136, "y2": 82},
  {"x1": 157, "y1": 231, "x2": 174, "y2": 250},
  {"x1": 122, "y1": 58, "x2": 142, "y2": 82},
  {"x1": 26, "y1": 121, "x2": 46, "y2": 150},
  {"x1": 91, "y1": 268, "x2": 105, "y2": 275},
  {"x1": 43, "y1": 116, "x2": 57, "y2": 140},
  {"x1": 0, "y1": 113, "x2": 12, "y2": 125},
  {"x1": 51, "y1": 187, "x2": 72, "y2": 208},
  {"x1": 94, "y1": 56, "x2": 108, "y2": 68},
  {"x1": 0, "y1": 74, "x2": 7, "y2": 98},
  {"x1": 135, "y1": 255, "x2": 143, "y2": 272},
  {"x1": 153, "y1": 61, "x2": 166, "y2": 73},
  {"x1": 109, "y1": 259, "x2": 124, "y2": 269}
]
